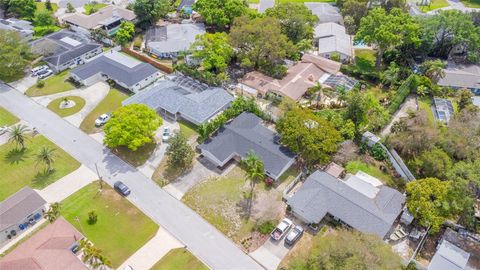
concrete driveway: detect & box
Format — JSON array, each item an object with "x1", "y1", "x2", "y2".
[
  {"x1": 250, "y1": 238, "x2": 292, "y2": 270},
  {"x1": 9, "y1": 75, "x2": 36, "y2": 94}
]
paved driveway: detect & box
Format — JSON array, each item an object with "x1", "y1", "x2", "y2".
[
  {"x1": 250, "y1": 238, "x2": 292, "y2": 270},
  {"x1": 0, "y1": 82, "x2": 263, "y2": 270},
  {"x1": 9, "y1": 75, "x2": 36, "y2": 93}
]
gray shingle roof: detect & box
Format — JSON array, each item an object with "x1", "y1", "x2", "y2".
[
  {"x1": 146, "y1": 23, "x2": 205, "y2": 54},
  {"x1": 198, "y1": 112, "x2": 296, "y2": 178},
  {"x1": 428, "y1": 240, "x2": 470, "y2": 270},
  {"x1": 123, "y1": 76, "x2": 234, "y2": 124},
  {"x1": 0, "y1": 187, "x2": 46, "y2": 231},
  {"x1": 287, "y1": 171, "x2": 405, "y2": 238}
]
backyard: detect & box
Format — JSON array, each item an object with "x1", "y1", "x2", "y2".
[
  {"x1": 61, "y1": 181, "x2": 158, "y2": 268},
  {"x1": 418, "y1": 96, "x2": 435, "y2": 125},
  {"x1": 47, "y1": 96, "x2": 86, "y2": 117},
  {"x1": 25, "y1": 70, "x2": 75, "y2": 97},
  {"x1": 0, "y1": 135, "x2": 80, "y2": 200},
  {"x1": 36, "y1": 2, "x2": 59, "y2": 12},
  {"x1": 353, "y1": 49, "x2": 377, "y2": 73},
  {"x1": 345, "y1": 159, "x2": 401, "y2": 190},
  {"x1": 419, "y1": 0, "x2": 449, "y2": 12},
  {"x1": 0, "y1": 107, "x2": 19, "y2": 126},
  {"x1": 150, "y1": 248, "x2": 209, "y2": 270},
  {"x1": 84, "y1": 3, "x2": 108, "y2": 14}
]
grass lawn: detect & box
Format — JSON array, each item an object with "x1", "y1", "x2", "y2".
[
  {"x1": 61, "y1": 182, "x2": 158, "y2": 268},
  {"x1": 276, "y1": 0, "x2": 334, "y2": 2},
  {"x1": 0, "y1": 135, "x2": 80, "y2": 201},
  {"x1": 150, "y1": 248, "x2": 208, "y2": 270},
  {"x1": 35, "y1": 2, "x2": 59, "y2": 12},
  {"x1": 0, "y1": 107, "x2": 19, "y2": 126},
  {"x1": 418, "y1": 96, "x2": 436, "y2": 125},
  {"x1": 419, "y1": 0, "x2": 449, "y2": 12},
  {"x1": 84, "y1": 3, "x2": 108, "y2": 14},
  {"x1": 47, "y1": 96, "x2": 86, "y2": 117},
  {"x1": 112, "y1": 142, "x2": 156, "y2": 167},
  {"x1": 80, "y1": 88, "x2": 129, "y2": 134},
  {"x1": 248, "y1": 0, "x2": 259, "y2": 3},
  {"x1": 354, "y1": 49, "x2": 377, "y2": 73},
  {"x1": 26, "y1": 70, "x2": 75, "y2": 97},
  {"x1": 460, "y1": 0, "x2": 480, "y2": 7},
  {"x1": 345, "y1": 160, "x2": 396, "y2": 188},
  {"x1": 178, "y1": 121, "x2": 198, "y2": 140}
]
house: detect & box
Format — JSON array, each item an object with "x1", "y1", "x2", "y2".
[
  {"x1": 123, "y1": 74, "x2": 234, "y2": 125},
  {"x1": 0, "y1": 187, "x2": 46, "y2": 244},
  {"x1": 238, "y1": 54, "x2": 342, "y2": 101},
  {"x1": 258, "y1": 0, "x2": 274, "y2": 13},
  {"x1": 428, "y1": 228, "x2": 480, "y2": 270},
  {"x1": 315, "y1": 22, "x2": 353, "y2": 62},
  {"x1": 145, "y1": 23, "x2": 205, "y2": 58},
  {"x1": 70, "y1": 50, "x2": 161, "y2": 92},
  {"x1": 304, "y1": 2, "x2": 343, "y2": 24},
  {"x1": 62, "y1": 5, "x2": 136, "y2": 42},
  {"x1": 0, "y1": 217, "x2": 87, "y2": 270},
  {"x1": 433, "y1": 97, "x2": 454, "y2": 123},
  {"x1": 30, "y1": 30, "x2": 102, "y2": 73},
  {"x1": 0, "y1": 18, "x2": 34, "y2": 41},
  {"x1": 437, "y1": 65, "x2": 480, "y2": 94},
  {"x1": 198, "y1": 112, "x2": 296, "y2": 180},
  {"x1": 287, "y1": 170, "x2": 405, "y2": 238}
]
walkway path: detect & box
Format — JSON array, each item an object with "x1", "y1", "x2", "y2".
[
  {"x1": 380, "y1": 95, "x2": 417, "y2": 137},
  {"x1": 0, "y1": 82, "x2": 263, "y2": 270}
]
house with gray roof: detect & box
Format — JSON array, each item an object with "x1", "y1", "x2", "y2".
[
  {"x1": 438, "y1": 65, "x2": 480, "y2": 93},
  {"x1": 287, "y1": 170, "x2": 405, "y2": 238},
  {"x1": 1, "y1": 187, "x2": 46, "y2": 244},
  {"x1": 145, "y1": 23, "x2": 205, "y2": 58},
  {"x1": 198, "y1": 112, "x2": 296, "y2": 180},
  {"x1": 123, "y1": 74, "x2": 234, "y2": 125},
  {"x1": 70, "y1": 50, "x2": 161, "y2": 92},
  {"x1": 30, "y1": 30, "x2": 102, "y2": 73},
  {"x1": 315, "y1": 22, "x2": 353, "y2": 62},
  {"x1": 0, "y1": 18, "x2": 33, "y2": 41}
]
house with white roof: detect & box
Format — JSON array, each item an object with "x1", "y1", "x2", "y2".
[
  {"x1": 145, "y1": 23, "x2": 205, "y2": 58},
  {"x1": 314, "y1": 22, "x2": 353, "y2": 62}
]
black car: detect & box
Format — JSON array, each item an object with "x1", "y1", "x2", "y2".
[{"x1": 114, "y1": 181, "x2": 131, "y2": 196}]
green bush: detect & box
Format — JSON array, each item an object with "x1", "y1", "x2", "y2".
[
  {"x1": 36, "y1": 79, "x2": 45, "y2": 88},
  {"x1": 87, "y1": 210, "x2": 98, "y2": 225},
  {"x1": 370, "y1": 143, "x2": 388, "y2": 161},
  {"x1": 387, "y1": 74, "x2": 416, "y2": 115},
  {"x1": 257, "y1": 220, "x2": 276, "y2": 235},
  {"x1": 33, "y1": 25, "x2": 58, "y2": 37}
]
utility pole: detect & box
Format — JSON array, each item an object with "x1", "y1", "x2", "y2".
[{"x1": 95, "y1": 163, "x2": 104, "y2": 190}]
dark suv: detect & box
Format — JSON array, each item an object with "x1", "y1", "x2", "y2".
[{"x1": 113, "y1": 181, "x2": 131, "y2": 196}]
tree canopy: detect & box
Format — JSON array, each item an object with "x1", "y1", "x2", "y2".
[
  {"x1": 4, "y1": 0, "x2": 36, "y2": 20},
  {"x1": 193, "y1": 0, "x2": 248, "y2": 29},
  {"x1": 191, "y1": 32, "x2": 233, "y2": 74},
  {"x1": 0, "y1": 30, "x2": 30, "y2": 82},
  {"x1": 116, "y1": 21, "x2": 135, "y2": 46},
  {"x1": 104, "y1": 104, "x2": 162, "y2": 151},
  {"x1": 166, "y1": 132, "x2": 194, "y2": 170},
  {"x1": 133, "y1": 0, "x2": 171, "y2": 28}
]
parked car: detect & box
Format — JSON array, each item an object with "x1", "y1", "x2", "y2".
[
  {"x1": 114, "y1": 181, "x2": 131, "y2": 196},
  {"x1": 37, "y1": 70, "x2": 53, "y2": 79},
  {"x1": 270, "y1": 218, "x2": 293, "y2": 241},
  {"x1": 285, "y1": 225, "x2": 304, "y2": 245},
  {"x1": 95, "y1": 113, "x2": 110, "y2": 127},
  {"x1": 162, "y1": 127, "x2": 170, "y2": 142},
  {"x1": 31, "y1": 65, "x2": 49, "y2": 76},
  {"x1": 0, "y1": 126, "x2": 8, "y2": 135}
]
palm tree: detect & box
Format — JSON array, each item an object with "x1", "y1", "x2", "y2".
[
  {"x1": 79, "y1": 239, "x2": 112, "y2": 270},
  {"x1": 242, "y1": 151, "x2": 265, "y2": 192},
  {"x1": 44, "y1": 202, "x2": 61, "y2": 223},
  {"x1": 36, "y1": 147, "x2": 56, "y2": 173},
  {"x1": 8, "y1": 124, "x2": 30, "y2": 149},
  {"x1": 421, "y1": 59, "x2": 446, "y2": 84}
]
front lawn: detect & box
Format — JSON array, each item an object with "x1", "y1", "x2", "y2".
[
  {"x1": 80, "y1": 88, "x2": 129, "y2": 134},
  {"x1": 345, "y1": 160, "x2": 397, "y2": 188},
  {"x1": 112, "y1": 142, "x2": 156, "y2": 167},
  {"x1": 0, "y1": 135, "x2": 80, "y2": 201},
  {"x1": 47, "y1": 96, "x2": 86, "y2": 117},
  {"x1": 461, "y1": 0, "x2": 480, "y2": 7},
  {"x1": 26, "y1": 70, "x2": 75, "y2": 97},
  {"x1": 61, "y1": 181, "x2": 158, "y2": 268},
  {"x1": 150, "y1": 248, "x2": 209, "y2": 270},
  {"x1": 0, "y1": 107, "x2": 19, "y2": 126},
  {"x1": 419, "y1": 0, "x2": 449, "y2": 12}
]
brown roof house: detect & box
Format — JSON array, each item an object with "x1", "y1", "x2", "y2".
[
  {"x1": 0, "y1": 187, "x2": 46, "y2": 244},
  {"x1": 0, "y1": 217, "x2": 86, "y2": 270},
  {"x1": 237, "y1": 54, "x2": 341, "y2": 101}
]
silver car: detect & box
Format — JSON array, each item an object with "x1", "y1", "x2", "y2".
[{"x1": 285, "y1": 225, "x2": 304, "y2": 245}]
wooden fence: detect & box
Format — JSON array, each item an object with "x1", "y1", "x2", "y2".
[{"x1": 121, "y1": 47, "x2": 173, "y2": 74}]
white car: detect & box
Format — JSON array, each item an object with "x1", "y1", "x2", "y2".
[
  {"x1": 270, "y1": 218, "x2": 293, "y2": 241},
  {"x1": 95, "y1": 114, "x2": 110, "y2": 127},
  {"x1": 31, "y1": 65, "x2": 49, "y2": 76},
  {"x1": 162, "y1": 127, "x2": 170, "y2": 142},
  {"x1": 0, "y1": 126, "x2": 8, "y2": 135},
  {"x1": 285, "y1": 225, "x2": 304, "y2": 245},
  {"x1": 37, "y1": 70, "x2": 53, "y2": 79}
]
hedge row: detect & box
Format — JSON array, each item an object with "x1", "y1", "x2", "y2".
[{"x1": 387, "y1": 74, "x2": 416, "y2": 115}]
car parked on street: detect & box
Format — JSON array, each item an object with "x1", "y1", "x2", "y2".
[
  {"x1": 162, "y1": 127, "x2": 170, "y2": 142},
  {"x1": 270, "y1": 218, "x2": 293, "y2": 241},
  {"x1": 285, "y1": 225, "x2": 304, "y2": 245},
  {"x1": 0, "y1": 126, "x2": 8, "y2": 135},
  {"x1": 114, "y1": 181, "x2": 131, "y2": 196},
  {"x1": 95, "y1": 113, "x2": 110, "y2": 127}
]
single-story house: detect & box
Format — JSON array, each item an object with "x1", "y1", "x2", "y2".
[
  {"x1": 0, "y1": 187, "x2": 46, "y2": 244},
  {"x1": 70, "y1": 50, "x2": 161, "y2": 92},
  {"x1": 0, "y1": 217, "x2": 87, "y2": 270},
  {"x1": 315, "y1": 22, "x2": 353, "y2": 62},
  {"x1": 433, "y1": 97, "x2": 454, "y2": 123},
  {"x1": 30, "y1": 30, "x2": 102, "y2": 73},
  {"x1": 0, "y1": 18, "x2": 33, "y2": 41},
  {"x1": 123, "y1": 74, "x2": 234, "y2": 125},
  {"x1": 145, "y1": 23, "x2": 205, "y2": 58},
  {"x1": 438, "y1": 65, "x2": 480, "y2": 94},
  {"x1": 428, "y1": 228, "x2": 480, "y2": 270},
  {"x1": 287, "y1": 170, "x2": 405, "y2": 239},
  {"x1": 199, "y1": 112, "x2": 296, "y2": 180},
  {"x1": 304, "y1": 2, "x2": 343, "y2": 24},
  {"x1": 237, "y1": 54, "x2": 342, "y2": 100},
  {"x1": 62, "y1": 5, "x2": 136, "y2": 41}
]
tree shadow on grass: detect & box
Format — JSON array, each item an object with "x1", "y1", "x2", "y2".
[
  {"x1": 31, "y1": 169, "x2": 55, "y2": 189},
  {"x1": 5, "y1": 148, "x2": 27, "y2": 164}
]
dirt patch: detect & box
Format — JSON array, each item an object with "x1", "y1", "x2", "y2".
[{"x1": 251, "y1": 188, "x2": 285, "y2": 222}]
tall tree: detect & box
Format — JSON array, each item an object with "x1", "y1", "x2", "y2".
[
  {"x1": 242, "y1": 150, "x2": 264, "y2": 190},
  {"x1": 420, "y1": 59, "x2": 446, "y2": 84},
  {"x1": 166, "y1": 132, "x2": 194, "y2": 170},
  {"x1": 104, "y1": 104, "x2": 162, "y2": 151},
  {"x1": 341, "y1": 0, "x2": 368, "y2": 34},
  {"x1": 191, "y1": 32, "x2": 233, "y2": 74},
  {"x1": 0, "y1": 30, "x2": 30, "y2": 82},
  {"x1": 410, "y1": 147, "x2": 452, "y2": 180},
  {"x1": 133, "y1": 0, "x2": 171, "y2": 28},
  {"x1": 380, "y1": 62, "x2": 401, "y2": 87},
  {"x1": 34, "y1": 10, "x2": 54, "y2": 27},
  {"x1": 265, "y1": 2, "x2": 318, "y2": 44},
  {"x1": 355, "y1": 8, "x2": 420, "y2": 69},
  {"x1": 8, "y1": 124, "x2": 30, "y2": 149},
  {"x1": 193, "y1": 0, "x2": 247, "y2": 30},
  {"x1": 6, "y1": 0, "x2": 36, "y2": 20},
  {"x1": 115, "y1": 21, "x2": 135, "y2": 46},
  {"x1": 44, "y1": 202, "x2": 61, "y2": 223},
  {"x1": 36, "y1": 147, "x2": 56, "y2": 173}
]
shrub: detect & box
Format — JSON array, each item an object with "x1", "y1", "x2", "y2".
[
  {"x1": 33, "y1": 25, "x2": 58, "y2": 37},
  {"x1": 387, "y1": 74, "x2": 416, "y2": 114},
  {"x1": 36, "y1": 79, "x2": 45, "y2": 88},
  {"x1": 370, "y1": 143, "x2": 388, "y2": 161},
  {"x1": 257, "y1": 220, "x2": 276, "y2": 235},
  {"x1": 87, "y1": 210, "x2": 98, "y2": 225}
]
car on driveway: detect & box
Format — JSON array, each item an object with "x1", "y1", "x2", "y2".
[
  {"x1": 95, "y1": 113, "x2": 110, "y2": 127},
  {"x1": 31, "y1": 65, "x2": 49, "y2": 76},
  {"x1": 114, "y1": 181, "x2": 131, "y2": 196},
  {"x1": 162, "y1": 127, "x2": 170, "y2": 142},
  {"x1": 37, "y1": 69, "x2": 53, "y2": 79},
  {"x1": 0, "y1": 126, "x2": 8, "y2": 135},
  {"x1": 285, "y1": 225, "x2": 304, "y2": 245},
  {"x1": 270, "y1": 218, "x2": 293, "y2": 241}
]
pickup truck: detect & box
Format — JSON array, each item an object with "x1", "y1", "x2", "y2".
[{"x1": 270, "y1": 218, "x2": 293, "y2": 241}]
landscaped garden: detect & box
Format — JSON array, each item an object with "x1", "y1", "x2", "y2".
[
  {"x1": 25, "y1": 70, "x2": 75, "y2": 97},
  {"x1": 0, "y1": 135, "x2": 80, "y2": 200},
  {"x1": 0, "y1": 107, "x2": 19, "y2": 126},
  {"x1": 61, "y1": 181, "x2": 158, "y2": 268},
  {"x1": 150, "y1": 248, "x2": 209, "y2": 270},
  {"x1": 47, "y1": 96, "x2": 86, "y2": 117}
]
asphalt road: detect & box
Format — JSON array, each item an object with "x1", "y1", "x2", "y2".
[{"x1": 0, "y1": 83, "x2": 263, "y2": 270}]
